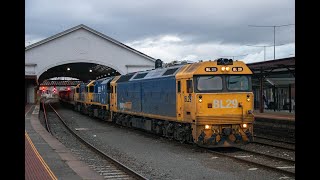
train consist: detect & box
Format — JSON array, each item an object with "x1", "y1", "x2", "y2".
[{"x1": 59, "y1": 58, "x2": 254, "y2": 147}]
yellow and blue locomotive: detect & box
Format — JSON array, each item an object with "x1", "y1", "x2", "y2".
[{"x1": 63, "y1": 58, "x2": 254, "y2": 147}]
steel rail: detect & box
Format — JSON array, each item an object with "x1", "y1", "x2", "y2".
[
  {"x1": 48, "y1": 103, "x2": 148, "y2": 180},
  {"x1": 208, "y1": 148, "x2": 295, "y2": 177}
]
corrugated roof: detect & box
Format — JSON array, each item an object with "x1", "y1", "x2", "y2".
[{"x1": 247, "y1": 57, "x2": 295, "y2": 71}]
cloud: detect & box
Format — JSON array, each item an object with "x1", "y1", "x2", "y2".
[
  {"x1": 26, "y1": 0, "x2": 294, "y2": 44},
  {"x1": 26, "y1": 0, "x2": 294, "y2": 63},
  {"x1": 126, "y1": 34, "x2": 295, "y2": 63},
  {"x1": 244, "y1": 43, "x2": 295, "y2": 63}
]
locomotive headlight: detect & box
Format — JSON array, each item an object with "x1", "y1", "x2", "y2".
[
  {"x1": 225, "y1": 66, "x2": 230, "y2": 71},
  {"x1": 199, "y1": 99, "x2": 202, "y2": 103},
  {"x1": 242, "y1": 123, "x2": 248, "y2": 128},
  {"x1": 221, "y1": 66, "x2": 226, "y2": 71},
  {"x1": 205, "y1": 125, "x2": 210, "y2": 129},
  {"x1": 247, "y1": 98, "x2": 250, "y2": 102},
  {"x1": 198, "y1": 95, "x2": 202, "y2": 103}
]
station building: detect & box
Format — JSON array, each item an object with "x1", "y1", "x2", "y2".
[{"x1": 25, "y1": 24, "x2": 156, "y2": 104}]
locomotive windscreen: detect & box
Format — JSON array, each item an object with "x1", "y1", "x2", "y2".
[
  {"x1": 194, "y1": 75, "x2": 252, "y2": 92},
  {"x1": 226, "y1": 75, "x2": 250, "y2": 91}
]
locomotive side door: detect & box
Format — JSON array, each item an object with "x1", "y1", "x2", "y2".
[
  {"x1": 177, "y1": 79, "x2": 193, "y2": 122},
  {"x1": 176, "y1": 80, "x2": 183, "y2": 121},
  {"x1": 110, "y1": 85, "x2": 117, "y2": 112},
  {"x1": 110, "y1": 76, "x2": 120, "y2": 114},
  {"x1": 183, "y1": 79, "x2": 194, "y2": 122}
]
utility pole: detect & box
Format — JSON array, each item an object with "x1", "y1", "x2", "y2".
[{"x1": 248, "y1": 24, "x2": 294, "y2": 60}]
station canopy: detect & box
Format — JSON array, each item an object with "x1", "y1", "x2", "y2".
[
  {"x1": 38, "y1": 62, "x2": 121, "y2": 84},
  {"x1": 247, "y1": 57, "x2": 295, "y2": 87}
]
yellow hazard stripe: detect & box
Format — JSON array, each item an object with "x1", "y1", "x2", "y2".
[{"x1": 25, "y1": 131, "x2": 58, "y2": 180}]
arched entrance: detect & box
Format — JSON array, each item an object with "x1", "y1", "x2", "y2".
[{"x1": 25, "y1": 24, "x2": 156, "y2": 103}]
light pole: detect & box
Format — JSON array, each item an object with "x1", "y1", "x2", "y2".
[{"x1": 248, "y1": 24, "x2": 294, "y2": 59}]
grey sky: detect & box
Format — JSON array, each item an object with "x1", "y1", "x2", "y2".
[{"x1": 26, "y1": 0, "x2": 295, "y2": 63}]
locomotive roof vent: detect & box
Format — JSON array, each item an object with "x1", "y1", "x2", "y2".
[{"x1": 217, "y1": 58, "x2": 233, "y2": 65}]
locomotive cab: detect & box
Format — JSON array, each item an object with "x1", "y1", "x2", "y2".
[
  {"x1": 176, "y1": 59, "x2": 254, "y2": 147},
  {"x1": 86, "y1": 80, "x2": 96, "y2": 102},
  {"x1": 74, "y1": 84, "x2": 80, "y2": 101}
]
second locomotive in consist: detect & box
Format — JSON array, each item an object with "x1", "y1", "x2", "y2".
[{"x1": 60, "y1": 58, "x2": 254, "y2": 147}]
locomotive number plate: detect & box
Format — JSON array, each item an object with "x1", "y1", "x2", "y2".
[
  {"x1": 232, "y1": 67, "x2": 243, "y2": 72},
  {"x1": 205, "y1": 67, "x2": 218, "y2": 72},
  {"x1": 213, "y1": 99, "x2": 238, "y2": 108}
]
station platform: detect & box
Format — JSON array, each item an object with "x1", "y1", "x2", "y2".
[
  {"x1": 254, "y1": 110, "x2": 295, "y2": 121},
  {"x1": 253, "y1": 110, "x2": 295, "y2": 141},
  {"x1": 25, "y1": 104, "x2": 104, "y2": 180}
]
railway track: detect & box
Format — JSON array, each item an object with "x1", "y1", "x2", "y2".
[
  {"x1": 99, "y1": 112, "x2": 296, "y2": 177},
  {"x1": 42, "y1": 100, "x2": 147, "y2": 180},
  {"x1": 41, "y1": 99, "x2": 52, "y2": 134},
  {"x1": 209, "y1": 147, "x2": 295, "y2": 177},
  {"x1": 236, "y1": 145, "x2": 294, "y2": 162},
  {"x1": 56, "y1": 101, "x2": 296, "y2": 178},
  {"x1": 254, "y1": 135, "x2": 295, "y2": 145},
  {"x1": 254, "y1": 126, "x2": 295, "y2": 143},
  {"x1": 252, "y1": 137, "x2": 295, "y2": 151}
]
